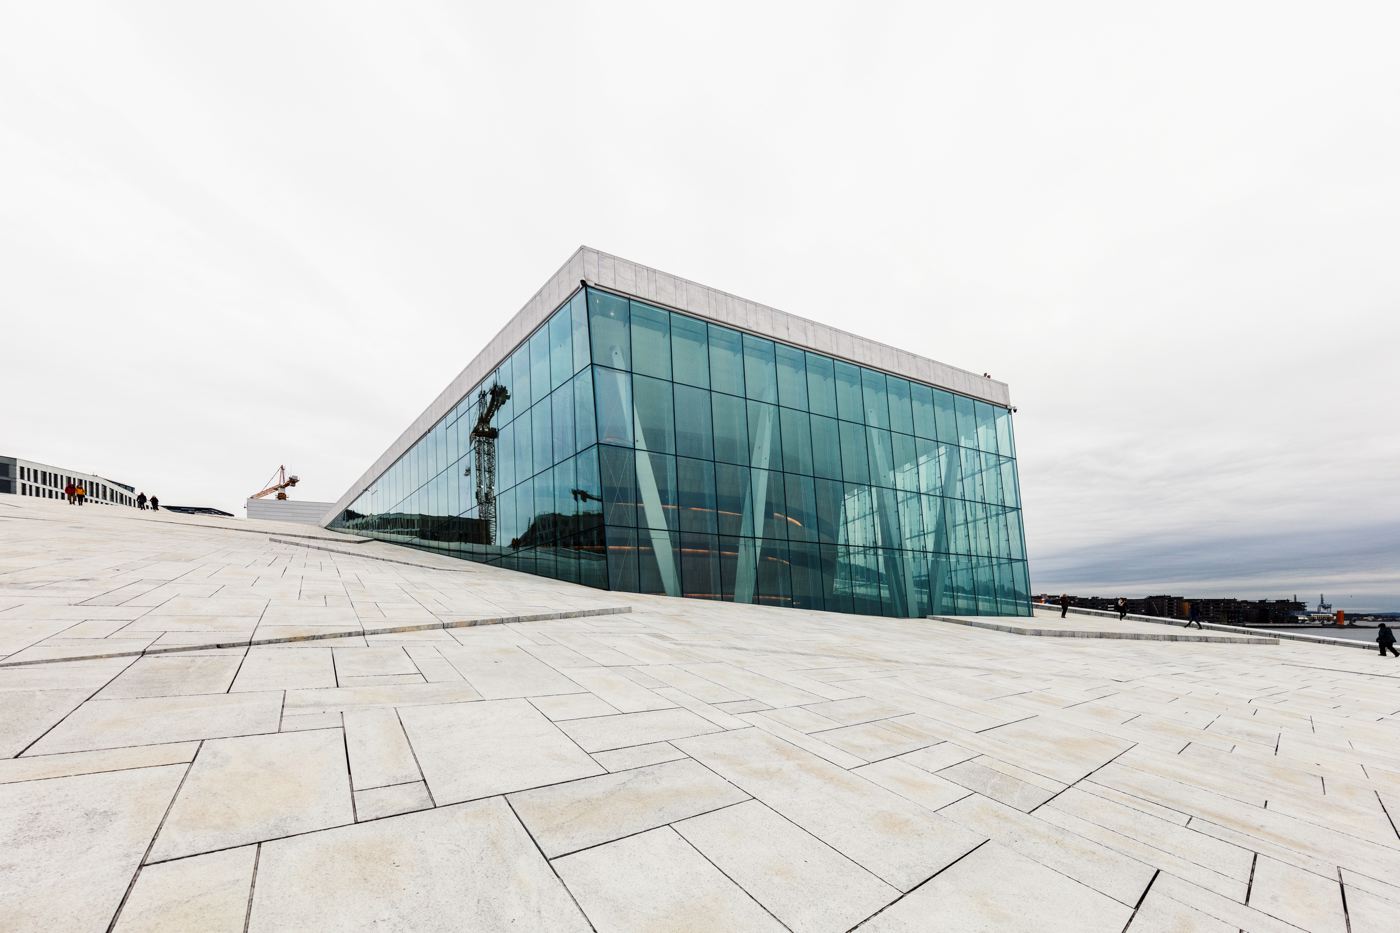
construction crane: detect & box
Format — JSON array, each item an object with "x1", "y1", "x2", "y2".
[
  {"x1": 467, "y1": 384, "x2": 509, "y2": 543},
  {"x1": 250, "y1": 465, "x2": 300, "y2": 501}
]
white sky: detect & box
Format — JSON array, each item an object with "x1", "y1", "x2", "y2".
[{"x1": 3, "y1": 2, "x2": 1397, "y2": 607}]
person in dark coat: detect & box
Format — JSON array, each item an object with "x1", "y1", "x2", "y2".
[
  {"x1": 64, "y1": 482, "x2": 76, "y2": 504},
  {"x1": 136, "y1": 492, "x2": 147, "y2": 510},
  {"x1": 1059, "y1": 593, "x2": 1070, "y2": 619},
  {"x1": 1187, "y1": 604, "x2": 1203, "y2": 629},
  {"x1": 149, "y1": 495, "x2": 160, "y2": 511},
  {"x1": 1378, "y1": 623, "x2": 1398, "y2": 658},
  {"x1": 1116, "y1": 597, "x2": 1128, "y2": 621}
]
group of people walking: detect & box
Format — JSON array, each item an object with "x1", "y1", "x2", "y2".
[
  {"x1": 60, "y1": 482, "x2": 158, "y2": 510},
  {"x1": 1057, "y1": 593, "x2": 1203, "y2": 628}
]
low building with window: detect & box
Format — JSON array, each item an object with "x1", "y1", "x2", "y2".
[
  {"x1": 0, "y1": 454, "x2": 140, "y2": 507},
  {"x1": 325, "y1": 248, "x2": 1029, "y2": 618}
]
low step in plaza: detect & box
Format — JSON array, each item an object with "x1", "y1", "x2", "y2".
[{"x1": 2, "y1": 495, "x2": 1399, "y2": 932}]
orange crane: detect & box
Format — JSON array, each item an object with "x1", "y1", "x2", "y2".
[{"x1": 250, "y1": 465, "x2": 300, "y2": 501}]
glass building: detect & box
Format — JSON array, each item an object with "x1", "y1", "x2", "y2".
[{"x1": 327, "y1": 249, "x2": 1030, "y2": 618}]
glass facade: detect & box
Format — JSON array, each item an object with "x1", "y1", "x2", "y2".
[{"x1": 330, "y1": 286, "x2": 1031, "y2": 617}]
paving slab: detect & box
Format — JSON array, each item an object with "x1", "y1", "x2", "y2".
[
  {"x1": 590, "y1": 741, "x2": 688, "y2": 772},
  {"x1": 677, "y1": 728, "x2": 985, "y2": 891},
  {"x1": 940, "y1": 793, "x2": 1156, "y2": 906},
  {"x1": 853, "y1": 758, "x2": 972, "y2": 811},
  {"x1": 557, "y1": 707, "x2": 724, "y2": 752},
  {"x1": 675, "y1": 800, "x2": 899, "y2": 933},
  {"x1": 0, "y1": 741, "x2": 199, "y2": 784},
  {"x1": 113, "y1": 845, "x2": 256, "y2": 933},
  {"x1": 0, "y1": 687, "x2": 95, "y2": 756},
  {"x1": 247, "y1": 798, "x2": 590, "y2": 932},
  {"x1": 1123, "y1": 884, "x2": 1237, "y2": 932},
  {"x1": 0, "y1": 764, "x2": 186, "y2": 932},
  {"x1": 859, "y1": 841, "x2": 1133, "y2": 931},
  {"x1": 150, "y1": 729, "x2": 354, "y2": 861},
  {"x1": 398, "y1": 698, "x2": 603, "y2": 803},
  {"x1": 343, "y1": 707, "x2": 421, "y2": 790},
  {"x1": 97, "y1": 654, "x2": 243, "y2": 699},
  {"x1": 1248, "y1": 855, "x2": 1347, "y2": 933},
  {"x1": 229, "y1": 647, "x2": 336, "y2": 692},
  {"x1": 509, "y1": 758, "x2": 748, "y2": 856},
  {"x1": 436, "y1": 644, "x2": 584, "y2": 698},
  {"x1": 28, "y1": 690, "x2": 283, "y2": 755},
  {"x1": 938, "y1": 757, "x2": 1065, "y2": 811},
  {"x1": 554, "y1": 827, "x2": 788, "y2": 933},
  {"x1": 354, "y1": 780, "x2": 433, "y2": 821},
  {"x1": 529, "y1": 691, "x2": 620, "y2": 721}
]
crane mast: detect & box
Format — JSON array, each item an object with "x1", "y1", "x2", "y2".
[
  {"x1": 249, "y1": 465, "x2": 300, "y2": 500},
  {"x1": 469, "y1": 384, "x2": 510, "y2": 544}
]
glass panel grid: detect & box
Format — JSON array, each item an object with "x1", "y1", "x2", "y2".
[{"x1": 329, "y1": 285, "x2": 1029, "y2": 618}]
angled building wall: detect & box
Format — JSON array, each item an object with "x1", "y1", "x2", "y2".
[{"x1": 327, "y1": 249, "x2": 1029, "y2": 618}]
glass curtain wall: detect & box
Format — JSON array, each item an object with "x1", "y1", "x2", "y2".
[{"x1": 330, "y1": 286, "x2": 1031, "y2": 617}]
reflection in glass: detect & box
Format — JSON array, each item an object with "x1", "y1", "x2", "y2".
[{"x1": 329, "y1": 285, "x2": 1030, "y2": 618}]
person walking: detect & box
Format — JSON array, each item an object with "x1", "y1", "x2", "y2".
[
  {"x1": 1116, "y1": 597, "x2": 1128, "y2": 621},
  {"x1": 1059, "y1": 593, "x2": 1070, "y2": 619},
  {"x1": 1378, "y1": 623, "x2": 1398, "y2": 658},
  {"x1": 136, "y1": 492, "x2": 147, "y2": 510},
  {"x1": 149, "y1": 495, "x2": 159, "y2": 511},
  {"x1": 75, "y1": 483, "x2": 86, "y2": 506},
  {"x1": 1187, "y1": 603, "x2": 1203, "y2": 629},
  {"x1": 64, "y1": 482, "x2": 76, "y2": 504}
]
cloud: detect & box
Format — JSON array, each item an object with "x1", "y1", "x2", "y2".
[{"x1": 1, "y1": 2, "x2": 1395, "y2": 606}]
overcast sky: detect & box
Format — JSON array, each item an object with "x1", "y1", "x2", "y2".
[{"x1": 3, "y1": 2, "x2": 1397, "y2": 608}]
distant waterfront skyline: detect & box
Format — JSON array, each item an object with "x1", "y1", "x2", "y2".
[{"x1": 1032, "y1": 518, "x2": 1400, "y2": 611}]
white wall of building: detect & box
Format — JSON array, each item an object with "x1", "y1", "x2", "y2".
[
  {"x1": 245, "y1": 497, "x2": 336, "y2": 524},
  {"x1": 0, "y1": 454, "x2": 140, "y2": 507}
]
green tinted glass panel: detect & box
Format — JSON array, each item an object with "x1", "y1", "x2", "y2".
[
  {"x1": 633, "y1": 374, "x2": 675, "y2": 455},
  {"x1": 708, "y1": 325, "x2": 745, "y2": 396},
  {"x1": 711, "y1": 393, "x2": 748, "y2": 465},
  {"x1": 834, "y1": 361, "x2": 863, "y2": 422},
  {"x1": 589, "y1": 290, "x2": 630, "y2": 370},
  {"x1": 631, "y1": 301, "x2": 671, "y2": 380},
  {"x1": 860, "y1": 369, "x2": 889, "y2": 429},
  {"x1": 549, "y1": 307, "x2": 572, "y2": 389},
  {"x1": 742, "y1": 334, "x2": 778, "y2": 404},
  {"x1": 887, "y1": 377, "x2": 914, "y2": 435},
  {"x1": 674, "y1": 384, "x2": 714, "y2": 460},
  {"x1": 805, "y1": 352, "x2": 837, "y2": 417},
  {"x1": 671, "y1": 314, "x2": 709, "y2": 388},
  {"x1": 775, "y1": 344, "x2": 808, "y2": 410}
]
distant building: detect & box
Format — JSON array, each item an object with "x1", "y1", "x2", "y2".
[
  {"x1": 245, "y1": 497, "x2": 337, "y2": 525},
  {"x1": 0, "y1": 454, "x2": 139, "y2": 508},
  {"x1": 1041, "y1": 593, "x2": 1306, "y2": 626}
]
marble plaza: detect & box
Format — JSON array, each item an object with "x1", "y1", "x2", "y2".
[{"x1": 2, "y1": 494, "x2": 1399, "y2": 932}]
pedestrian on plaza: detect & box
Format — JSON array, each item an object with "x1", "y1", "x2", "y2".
[
  {"x1": 1116, "y1": 597, "x2": 1128, "y2": 621},
  {"x1": 136, "y1": 492, "x2": 147, "y2": 510},
  {"x1": 149, "y1": 495, "x2": 159, "y2": 511},
  {"x1": 75, "y1": 483, "x2": 86, "y2": 506},
  {"x1": 1187, "y1": 604, "x2": 1203, "y2": 629},
  {"x1": 1059, "y1": 593, "x2": 1070, "y2": 619},
  {"x1": 1378, "y1": 623, "x2": 1398, "y2": 658},
  {"x1": 64, "y1": 482, "x2": 76, "y2": 504}
]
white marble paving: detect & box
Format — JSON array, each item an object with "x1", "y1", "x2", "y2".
[{"x1": 1, "y1": 495, "x2": 1397, "y2": 931}]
